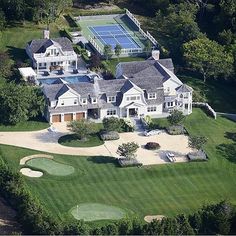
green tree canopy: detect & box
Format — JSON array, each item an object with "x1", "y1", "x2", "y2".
[
  {"x1": 189, "y1": 136, "x2": 207, "y2": 150},
  {"x1": 103, "y1": 44, "x2": 113, "y2": 61},
  {"x1": 0, "y1": 83, "x2": 44, "y2": 125},
  {"x1": 114, "y1": 44, "x2": 122, "y2": 61},
  {"x1": 167, "y1": 110, "x2": 185, "y2": 125},
  {"x1": 117, "y1": 142, "x2": 139, "y2": 159},
  {"x1": 67, "y1": 119, "x2": 97, "y2": 140},
  {"x1": 183, "y1": 37, "x2": 234, "y2": 81},
  {"x1": 156, "y1": 2, "x2": 202, "y2": 59}
]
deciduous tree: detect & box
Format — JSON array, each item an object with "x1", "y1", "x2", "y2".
[
  {"x1": 117, "y1": 142, "x2": 139, "y2": 159},
  {"x1": 183, "y1": 37, "x2": 234, "y2": 82},
  {"x1": 67, "y1": 119, "x2": 97, "y2": 140}
]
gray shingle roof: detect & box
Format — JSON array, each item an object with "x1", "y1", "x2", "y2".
[
  {"x1": 157, "y1": 59, "x2": 174, "y2": 72},
  {"x1": 27, "y1": 37, "x2": 74, "y2": 54},
  {"x1": 176, "y1": 84, "x2": 193, "y2": 93}
]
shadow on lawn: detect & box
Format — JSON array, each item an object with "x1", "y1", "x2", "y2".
[
  {"x1": 87, "y1": 156, "x2": 119, "y2": 166},
  {"x1": 224, "y1": 132, "x2": 236, "y2": 142},
  {"x1": 217, "y1": 143, "x2": 236, "y2": 164},
  {"x1": 7, "y1": 46, "x2": 28, "y2": 62}
]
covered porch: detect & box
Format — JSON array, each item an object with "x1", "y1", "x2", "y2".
[{"x1": 120, "y1": 102, "x2": 146, "y2": 118}]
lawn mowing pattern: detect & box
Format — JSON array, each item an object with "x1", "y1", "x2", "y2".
[
  {"x1": 71, "y1": 203, "x2": 126, "y2": 221},
  {"x1": 26, "y1": 158, "x2": 75, "y2": 176},
  {"x1": 0, "y1": 109, "x2": 236, "y2": 220},
  {"x1": 58, "y1": 134, "x2": 104, "y2": 147},
  {"x1": 0, "y1": 120, "x2": 49, "y2": 132}
]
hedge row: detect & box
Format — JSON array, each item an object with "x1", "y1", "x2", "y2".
[
  {"x1": 76, "y1": 9, "x2": 126, "y2": 16},
  {"x1": 73, "y1": 45, "x2": 90, "y2": 63}
]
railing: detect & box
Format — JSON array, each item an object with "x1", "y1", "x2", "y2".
[
  {"x1": 35, "y1": 54, "x2": 77, "y2": 63},
  {"x1": 117, "y1": 48, "x2": 144, "y2": 54},
  {"x1": 126, "y1": 9, "x2": 141, "y2": 28},
  {"x1": 125, "y1": 9, "x2": 158, "y2": 47},
  {"x1": 146, "y1": 31, "x2": 158, "y2": 46},
  {"x1": 88, "y1": 35, "x2": 103, "y2": 54}
]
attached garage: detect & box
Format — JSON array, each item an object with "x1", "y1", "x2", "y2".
[
  {"x1": 76, "y1": 112, "x2": 85, "y2": 120},
  {"x1": 64, "y1": 113, "x2": 73, "y2": 122},
  {"x1": 52, "y1": 114, "x2": 61, "y2": 123}
]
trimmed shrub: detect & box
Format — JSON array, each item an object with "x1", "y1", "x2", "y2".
[
  {"x1": 118, "y1": 158, "x2": 143, "y2": 168},
  {"x1": 121, "y1": 118, "x2": 134, "y2": 132},
  {"x1": 77, "y1": 9, "x2": 126, "y2": 16},
  {"x1": 100, "y1": 131, "x2": 119, "y2": 141},
  {"x1": 145, "y1": 142, "x2": 160, "y2": 150},
  {"x1": 187, "y1": 150, "x2": 208, "y2": 161},
  {"x1": 166, "y1": 125, "x2": 186, "y2": 135}
]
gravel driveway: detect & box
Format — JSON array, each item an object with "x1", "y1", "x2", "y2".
[{"x1": 0, "y1": 124, "x2": 192, "y2": 165}]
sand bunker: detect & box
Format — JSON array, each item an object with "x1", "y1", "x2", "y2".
[
  {"x1": 20, "y1": 168, "x2": 43, "y2": 178},
  {"x1": 144, "y1": 215, "x2": 165, "y2": 223},
  {"x1": 20, "y1": 154, "x2": 53, "y2": 165}
]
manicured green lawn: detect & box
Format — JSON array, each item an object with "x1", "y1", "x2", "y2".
[
  {"x1": 179, "y1": 74, "x2": 236, "y2": 113},
  {"x1": 0, "y1": 21, "x2": 61, "y2": 61},
  {"x1": 0, "y1": 119, "x2": 49, "y2": 132},
  {"x1": 58, "y1": 134, "x2": 104, "y2": 147},
  {"x1": 0, "y1": 109, "x2": 236, "y2": 221},
  {"x1": 71, "y1": 203, "x2": 127, "y2": 222},
  {"x1": 26, "y1": 158, "x2": 75, "y2": 176}
]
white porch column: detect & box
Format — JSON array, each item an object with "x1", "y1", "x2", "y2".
[{"x1": 75, "y1": 59, "x2": 78, "y2": 69}]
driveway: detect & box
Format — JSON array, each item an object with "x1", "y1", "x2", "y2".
[{"x1": 0, "y1": 124, "x2": 192, "y2": 165}]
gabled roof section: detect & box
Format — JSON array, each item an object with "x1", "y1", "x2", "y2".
[
  {"x1": 120, "y1": 80, "x2": 143, "y2": 94},
  {"x1": 56, "y1": 84, "x2": 71, "y2": 99},
  {"x1": 176, "y1": 84, "x2": 193, "y2": 93},
  {"x1": 27, "y1": 37, "x2": 74, "y2": 54}
]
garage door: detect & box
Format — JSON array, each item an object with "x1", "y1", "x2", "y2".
[
  {"x1": 64, "y1": 113, "x2": 73, "y2": 122},
  {"x1": 76, "y1": 112, "x2": 85, "y2": 120},
  {"x1": 52, "y1": 114, "x2": 61, "y2": 123}
]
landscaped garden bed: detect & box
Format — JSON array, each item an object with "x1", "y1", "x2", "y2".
[{"x1": 58, "y1": 133, "x2": 104, "y2": 147}]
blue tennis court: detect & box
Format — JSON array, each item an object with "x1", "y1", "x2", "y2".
[{"x1": 89, "y1": 25, "x2": 141, "y2": 49}]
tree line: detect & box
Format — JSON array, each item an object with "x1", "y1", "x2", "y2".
[{"x1": 0, "y1": 153, "x2": 235, "y2": 235}]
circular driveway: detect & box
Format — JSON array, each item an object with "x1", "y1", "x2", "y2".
[{"x1": 0, "y1": 124, "x2": 192, "y2": 165}]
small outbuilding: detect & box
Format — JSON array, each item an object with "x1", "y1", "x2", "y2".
[{"x1": 18, "y1": 67, "x2": 37, "y2": 83}]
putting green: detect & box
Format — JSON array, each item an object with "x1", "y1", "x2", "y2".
[
  {"x1": 71, "y1": 203, "x2": 126, "y2": 222},
  {"x1": 26, "y1": 158, "x2": 74, "y2": 176}
]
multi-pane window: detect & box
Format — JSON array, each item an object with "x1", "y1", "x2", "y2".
[
  {"x1": 167, "y1": 102, "x2": 174, "y2": 107},
  {"x1": 81, "y1": 98, "x2": 87, "y2": 104},
  {"x1": 108, "y1": 96, "x2": 116, "y2": 103},
  {"x1": 126, "y1": 96, "x2": 140, "y2": 101},
  {"x1": 147, "y1": 106, "x2": 157, "y2": 112},
  {"x1": 148, "y1": 93, "x2": 156, "y2": 99},
  {"x1": 92, "y1": 97, "x2": 97, "y2": 104},
  {"x1": 107, "y1": 109, "x2": 116, "y2": 116}
]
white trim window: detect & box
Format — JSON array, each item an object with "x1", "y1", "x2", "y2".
[
  {"x1": 148, "y1": 93, "x2": 156, "y2": 99},
  {"x1": 91, "y1": 97, "x2": 97, "y2": 104},
  {"x1": 127, "y1": 96, "x2": 140, "y2": 101},
  {"x1": 81, "y1": 98, "x2": 87, "y2": 105},
  {"x1": 107, "y1": 109, "x2": 116, "y2": 116},
  {"x1": 108, "y1": 96, "x2": 116, "y2": 103},
  {"x1": 147, "y1": 106, "x2": 157, "y2": 112}
]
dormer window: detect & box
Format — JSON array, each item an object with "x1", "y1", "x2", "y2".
[
  {"x1": 108, "y1": 96, "x2": 116, "y2": 103},
  {"x1": 148, "y1": 93, "x2": 156, "y2": 99},
  {"x1": 92, "y1": 97, "x2": 97, "y2": 104},
  {"x1": 81, "y1": 98, "x2": 87, "y2": 105}
]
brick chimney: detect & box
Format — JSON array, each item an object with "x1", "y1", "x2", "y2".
[
  {"x1": 151, "y1": 50, "x2": 160, "y2": 60},
  {"x1": 43, "y1": 29, "x2": 50, "y2": 39}
]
